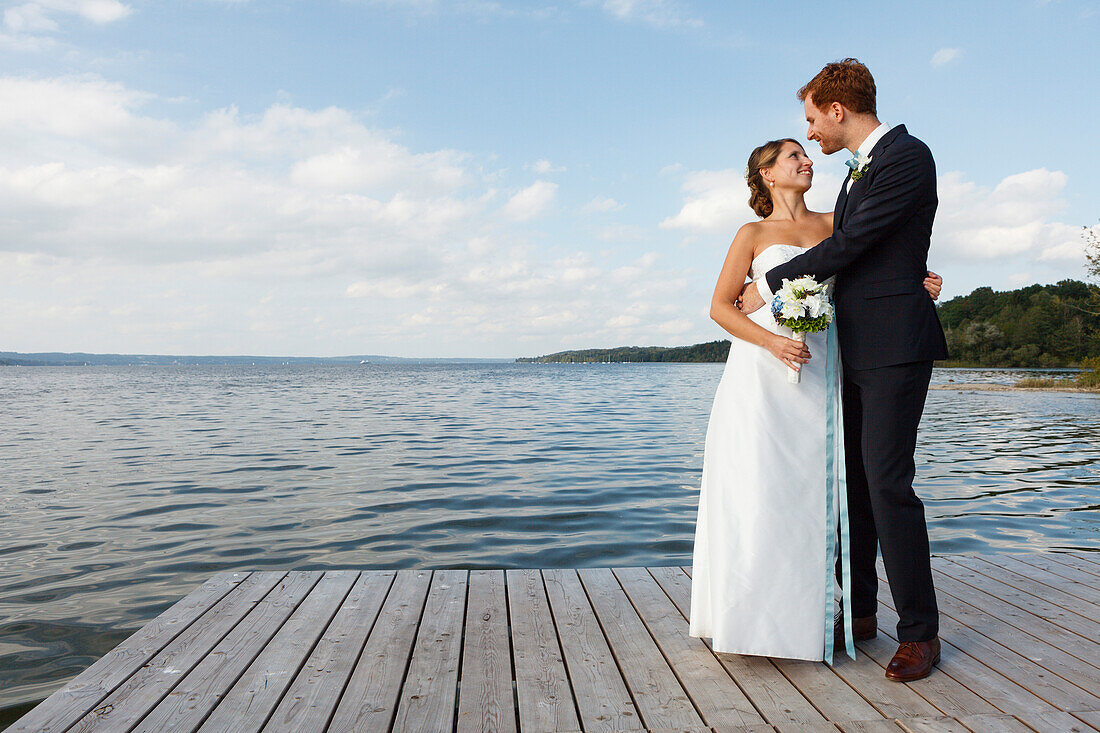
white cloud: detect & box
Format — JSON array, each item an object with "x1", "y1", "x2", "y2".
[
  {"x1": 933, "y1": 168, "x2": 1080, "y2": 263},
  {"x1": 659, "y1": 166, "x2": 843, "y2": 234},
  {"x1": 931, "y1": 48, "x2": 961, "y2": 67},
  {"x1": 527, "y1": 159, "x2": 564, "y2": 174},
  {"x1": 346, "y1": 277, "x2": 447, "y2": 299},
  {"x1": 580, "y1": 195, "x2": 622, "y2": 213},
  {"x1": 0, "y1": 74, "x2": 699, "y2": 356},
  {"x1": 502, "y1": 180, "x2": 557, "y2": 221},
  {"x1": 660, "y1": 168, "x2": 749, "y2": 233},
  {"x1": 4, "y1": 0, "x2": 129, "y2": 33},
  {"x1": 596, "y1": 0, "x2": 702, "y2": 28},
  {"x1": 0, "y1": 75, "x2": 164, "y2": 153},
  {"x1": 358, "y1": 0, "x2": 556, "y2": 21}
]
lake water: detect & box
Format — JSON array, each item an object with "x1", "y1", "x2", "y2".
[{"x1": 1, "y1": 364, "x2": 1098, "y2": 720}]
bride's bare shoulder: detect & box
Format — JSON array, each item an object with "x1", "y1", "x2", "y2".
[
  {"x1": 728, "y1": 220, "x2": 764, "y2": 251},
  {"x1": 802, "y1": 211, "x2": 833, "y2": 239}
]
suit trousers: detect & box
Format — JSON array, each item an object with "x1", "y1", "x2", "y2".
[{"x1": 839, "y1": 359, "x2": 938, "y2": 642}]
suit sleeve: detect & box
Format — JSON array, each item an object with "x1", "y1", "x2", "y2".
[{"x1": 763, "y1": 142, "x2": 933, "y2": 295}]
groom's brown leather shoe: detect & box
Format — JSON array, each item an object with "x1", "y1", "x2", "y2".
[
  {"x1": 835, "y1": 614, "x2": 877, "y2": 645},
  {"x1": 885, "y1": 638, "x2": 940, "y2": 682}
]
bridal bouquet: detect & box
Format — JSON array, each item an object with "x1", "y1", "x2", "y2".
[{"x1": 771, "y1": 276, "x2": 834, "y2": 383}]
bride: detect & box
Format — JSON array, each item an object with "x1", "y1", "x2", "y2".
[{"x1": 688, "y1": 138, "x2": 941, "y2": 662}]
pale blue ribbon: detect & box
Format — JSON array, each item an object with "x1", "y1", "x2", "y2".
[{"x1": 823, "y1": 322, "x2": 855, "y2": 664}]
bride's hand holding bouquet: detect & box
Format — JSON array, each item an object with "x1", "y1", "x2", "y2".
[{"x1": 770, "y1": 276, "x2": 834, "y2": 383}]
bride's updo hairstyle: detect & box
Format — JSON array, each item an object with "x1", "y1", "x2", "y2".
[{"x1": 746, "y1": 138, "x2": 800, "y2": 219}]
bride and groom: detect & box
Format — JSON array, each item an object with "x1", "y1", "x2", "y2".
[{"x1": 688, "y1": 58, "x2": 948, "y2": 682}]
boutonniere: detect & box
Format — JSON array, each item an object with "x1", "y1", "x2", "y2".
[{"x1": 846, "y1": 153, "x2": 872, "y2": 182}]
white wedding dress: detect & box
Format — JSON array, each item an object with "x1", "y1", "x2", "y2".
[{"x1": 689, "y1": 243, "x2": 848, "y2": 662}]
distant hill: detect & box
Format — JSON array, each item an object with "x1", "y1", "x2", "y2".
[
  {"x1": 0, "y1": 352, "x2": 509, "y2": 366},
  {"x1": 517, "y1": 340, "x2": 731, "y2": 363},
  {"x1": 518, "y1": 280, "x2": 1100, "y2": 367}
]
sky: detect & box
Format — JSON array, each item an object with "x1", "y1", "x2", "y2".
[{"x1": 0, "y1": 0, "x2": 1096, "y2": 358}]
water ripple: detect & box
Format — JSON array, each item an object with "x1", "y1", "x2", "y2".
[{"x1": 0, "y1": 363, "x2": 1096, "y2": 719}]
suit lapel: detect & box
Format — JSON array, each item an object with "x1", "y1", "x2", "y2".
[
  {"x1": 835, "y1": 124, "x2": 908, "y2": 226},
  {"x1": 834, "y1": 173, "x2": 850, "y2": 225}
]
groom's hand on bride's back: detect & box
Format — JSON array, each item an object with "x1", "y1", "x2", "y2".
[{"x1": 737, "y1": 282, "x2": 766, "y2": 314}]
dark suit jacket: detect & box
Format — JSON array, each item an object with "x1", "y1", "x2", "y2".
[{"x1": 763, "y1": 124, "x2": 949, "y2": 370}]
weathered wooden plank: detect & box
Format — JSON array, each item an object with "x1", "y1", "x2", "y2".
[
  {"x1": 931, "y1": 560, "x2": 1100, "y2": 661},
  {"x1": 1007, "y1": 553, "x2": 1100, "y2": 589},
  {"x1": 936, "y1": 557, "x2": 1100, "y2": 641},
  {"x1": 326, "y1": 569, "x2": 433, "y2": 731},
  {"x1": 133, "y1": 571, "x2": 324, "y2": 732},
  {"x1": 772, "y1": 722, "x2": 841, "y2": 733},
  {"x1": 955, "y1": 713, "x2": 1034, "y2": 732},
  {"x1": 505, "y1": 569, "x2": 581, "y2": 733},
  {"x1": 22, "y1": 556, "x2": 1100, "y2": 733},
  {"x1": 1072, "y1": 710, "x2": 1100, "y2": 729},
  {"x1": 835, "y1": 720, "x2": 901, "y2": 732},
  {"x1": 1026, "y1": 555, "x2": 1100, "y2": 603},
  {"x1": 953, "y1": 555, "x2": 1100, "y2": 619},
  {"x1": 456, "y1": 570, "x2": 516, "y2": 733},
  {"x1": 1046, "y1": 552, "x2": 1100, "y2": 577},
  {"x1": 986, "y1": 553, "x2": 1100, "y2": 599},
  {"x1": 1014, "y1": 709, "x2": 1098, "y2": 732},
  {"x1": 198, "y1": 570, "x2": 359, "y2": 733},
  {"x1": 876, "y1": 591, "x2": 1073, "y2": 716},
  {"x1": 613, "y1": 567, "x2": 764, "y2": 728},
  {"x1": 67, "y1": 571, "x2": 287, "y2": 733},
  {"x1": 263, "y1": 570, "x2": 396, "y2": 733},
  {"x1": 925, "y1": 567, "x2": 1100, "y2": 697},
  {"x1": 649, "y1": 566, "x2": 694, "y2": 619},
  {"x1": 826, "y1": 647, "x2": 943, "y2": 721},
  {"x1": 542, "y1": 568, "x2": 640, "y2": 731},
  {"x1": 651, "y1": 565, "x2": 828, "y2": 727},
  {"x1": 10, "y1": 572, "x2": 248, "y2": 733},
  {"x1": 391, "y1": 569, "x2": 468, "y2": 733},
  {"x1": 895, "y1": 717, "x2": 972, "y2": 733},
  {"x1": 578, "y1": 567, "x2": 703, "y2": 730},
  {"x1": 855, "y1": 626, "x2": 999, "y2": 718},
  {"x1": 771, "y1": 656, "x2": 884, "y2": 724},
  {"x1": 875, "y1": 594, "x2": 1064, "y2": 713}
]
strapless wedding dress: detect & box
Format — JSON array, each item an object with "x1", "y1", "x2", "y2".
[{"x1": 688, "y1": 244, "x2": 846, "y2": 662}]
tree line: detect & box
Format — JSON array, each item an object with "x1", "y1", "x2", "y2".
[
  {"x1": 516, "y1": 340, "x2": 732, "y2": 363},
  {"x1": 938, "y1": 280, "x2": 1099, "y2": 367}
]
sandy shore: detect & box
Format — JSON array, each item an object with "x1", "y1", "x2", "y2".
[{"x1": 931, "y1": 383, "x2": 1100, "y2": 394}]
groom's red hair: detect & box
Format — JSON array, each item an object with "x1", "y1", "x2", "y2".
[{"x1": 798, "y1": 58, "x2": 877, "y2": 116}]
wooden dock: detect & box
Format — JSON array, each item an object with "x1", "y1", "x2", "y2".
[{"x1": 11, "y1": 552, "x2": 1100, "y2": 732}]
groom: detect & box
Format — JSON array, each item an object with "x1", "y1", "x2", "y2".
[{"x1": 740, "y1": 58, "x2": 948, "y2": 681}]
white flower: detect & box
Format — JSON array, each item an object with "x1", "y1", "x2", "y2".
[
  {"x1": 780, "y1": 302, "x2": 806, "y2": 319},
  {"x1": 805, "y1": 293, "x2": 827, "y2": 318},
  {"x1": 791, "y1": 276, "x2": 818, "y2": 293}
]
